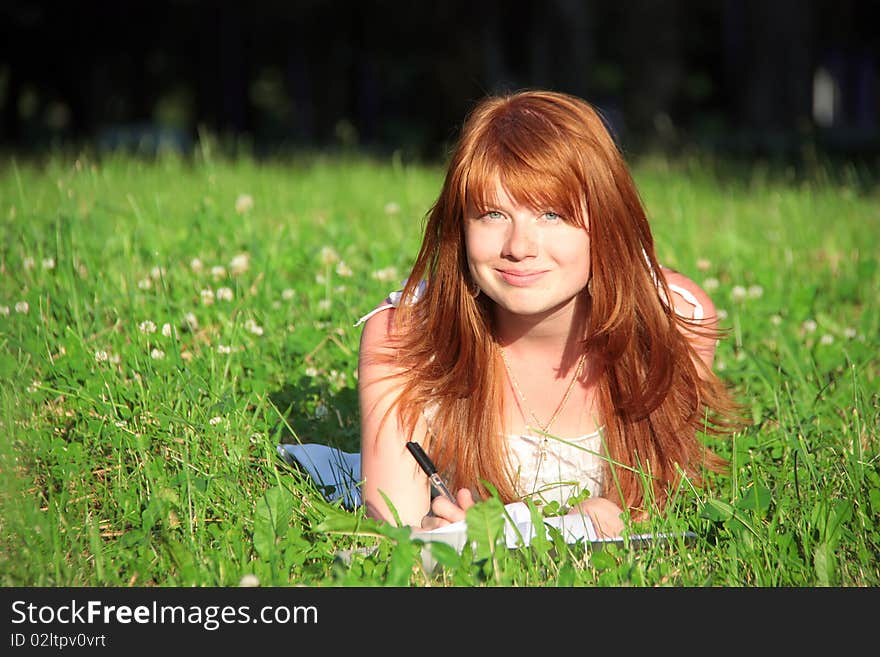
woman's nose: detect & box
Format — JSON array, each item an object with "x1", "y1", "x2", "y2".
[{"x1": 502, "y1": 220, "x2": 538, "y2": 260}]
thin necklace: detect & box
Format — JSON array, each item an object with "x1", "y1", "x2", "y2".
[{"x1": 499, "y1": 348, "x2": 586, "y2": 435}]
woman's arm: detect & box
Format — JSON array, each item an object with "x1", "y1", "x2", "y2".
[
  {"x1": 357, "y1": 306, "x2": 432, "y2": 527},
  {"x1": 660, "y1": 267, "x2": 719, "y2": 373}
]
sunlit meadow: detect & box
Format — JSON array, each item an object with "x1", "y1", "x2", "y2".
[{"x1": 0, "y1": 147, "x2": 877, "y2": 587}]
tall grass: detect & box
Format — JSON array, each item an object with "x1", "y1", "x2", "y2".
[{"x1": 0, "y1": 149, "x2": 877, "y2": 586}]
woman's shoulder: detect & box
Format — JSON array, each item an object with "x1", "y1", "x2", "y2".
[
  {"x1": 659, "y1": 266, "x2": 717, "y2": 324},
  {"x1": 358, "y1": 301, "x2": 398, "y2": 349},
  {"x1": 658, "y1": 267, "x2": 719, "y2": 371}
]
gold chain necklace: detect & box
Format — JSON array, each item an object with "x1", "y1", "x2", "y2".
[{"x1": 499, "y1": 348, "x2": 586, "y2": 435}]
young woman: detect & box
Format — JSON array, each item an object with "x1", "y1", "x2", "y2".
[{"x1": 357, "y1": 90, "x2": 741, "y2": 537}]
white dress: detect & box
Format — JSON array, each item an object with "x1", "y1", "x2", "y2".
[{"x1": 507, "y1": 429, "x2": 605, "y2": 507}]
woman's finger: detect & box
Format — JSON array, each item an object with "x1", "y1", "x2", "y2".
[
  {"x1": 430, "y1": 494, "x2": 466, "y2": 522},
  {"x1": 420, "y1": 514, "x2": 449, "y2": 530},
  {"x1": 456, "y1": 488, "x2": 476, "y2": 509}
]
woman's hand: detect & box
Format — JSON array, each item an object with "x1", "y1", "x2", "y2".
[
  {"x1": 419, "y1": 488, "x2": 476, "y2": 530},
  {"x1": 570, "y1": 497, "x2": 625, "y2": 538}
]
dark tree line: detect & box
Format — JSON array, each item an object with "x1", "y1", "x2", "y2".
[{"x1": 1, "y1": 0, "x2": 877, "y2": 159}]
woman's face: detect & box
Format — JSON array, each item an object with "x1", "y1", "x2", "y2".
[{"x1": 464, "y1": 178, "x2": 591, "y2": 322}]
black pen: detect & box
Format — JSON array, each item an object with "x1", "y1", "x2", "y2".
[{"x1": 405, "y1": 441, "x2": 458, "y2": 505}]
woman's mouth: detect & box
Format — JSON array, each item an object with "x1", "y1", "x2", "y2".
[{"x1": 497, "y1": 269, "x2": 548, "y2": 286}]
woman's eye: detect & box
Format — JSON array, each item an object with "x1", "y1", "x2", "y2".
[
  {"x1": 543, "y1": 211, "x2": 561, "y2": 222},
  {"x1": 483, "y1": 210, "x2": 504, "y2": 221}
]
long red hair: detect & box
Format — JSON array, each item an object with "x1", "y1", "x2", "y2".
[{"x1": 385, "y1": 90, "x2": 741, "y2": 513}]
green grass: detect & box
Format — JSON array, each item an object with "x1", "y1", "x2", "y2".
[{"x1": 0, "y1": 148, "x2": 877, "y2": 587}]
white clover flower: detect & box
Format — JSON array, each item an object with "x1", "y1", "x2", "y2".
[
  {"x1": 208, "y1": 416, "x2": 224, "y2": 425},
  {"x1": 23, "y1": 257, "x2": 35, "y2": 270},
  {"x1": 328, "y1": 369, "x2": 347, "y2": 387},
  {"x1": 0, "y1": 305, "x2": 9, "y2": 316},
  {"x1": 27, "y1": 380, "x2": 41, "y2": 393},
  {"x1": 320, "y1": 246, "x2": 340, "y2": 265},
  {"x1": 162, "y1": 323, "x2": 173, "y2": 337},
  {"x1": 239, "y1": 574, "x2": 260, "y2": 587},
  {"x1": 139, "y1": 320, "x2": 157, "y2": 334},
  {"x1": 14, "y1": 301, "x2": 29, "y2": 314},
  {"x1": 235, "y1": 194, "x2": 254, "y2": 214},
  {"x1": 747, "y1": 285, "x2": 764, "y2": 299},
  {"x1": 819, "y1": 334, "x2": 834, "y2": 345},
  {"x1": 244, "y1": 318, "x2": 264, "y2": 336},
  {"x1": 317, "y1": 299, "x2": 331, "y2": 312},
  {"x1": 138, "y1": 278, "x2": 152, "y2": 290},
  {"x1": 281, "y1": 288, "x2": 295, "y2": 300},
  {"x1": 770, "y1": 314, "x2": 783, "y2": 326},
  {"x1": 200, "y1": 288, "x2": 215, "y2": 305},
  {"x1": 150, "y1": 348, "x2": 165, "y2": 360},
  {"x1": 696, "y1": 258, "x2": 711, "y2": 272},
  {"x1": 94, "y1": 350, "x2": 109, "y2": 362},
  {"x1": 42, "y1": 257, "x2": 56, "y2": 270},
  {"x1": 217, "y1": 344, "x2": 233, "y2": 354},
  {"x1": 216, "y1": 286, "x2": 234, "y2": 302},
  {"x1": 184, "y1": 312, "x2": 199, "y2": 330},
  {"x1": 371, "y1": 266, "x2": 399, "y2": 283},
  {"x1": 109, "y1": 353, "x2": 120, "y2": 364},
  {"x1": 336, "y1": 261, "x2": 353, "y2": 277},
  {"x1": 229, "y1": 253, "x2": 250, "y2": 275},
  {"x1": 802, "y1": 319, "x2": 817, "y2": 333},
  {"x1": 731, "y1": 285, "x2": 747, "y2": 302},
  {"x1": 272, "y1": 301, "x2": 281, "y2": 309},
  {"x1": 334, "y1": 285, "x2": 347, "y2": 294},
  {"x1": 315, "y1": 273, "x2": 326, "y2": 285},
  {"x1": 716, "y1": 309, "x2": 728, "y2": 320},
  {"x1": 843, "y1": 327, "x2": 857, "y2": 339},
  {"x1": 190, "y1": 257, "x2": 204, "y2": 273},
  {"x1": 150, "y1": 266, "x2": 166, "y2": 280},
  {"x1": 211, "y1": 265, "x2": 227, "y2": 280},
  {"x1": 384, "y1": 202, "x2": 400, "y2": 215},
  {"x1": 305, "y1": 366, "x2": 318, "y2": 377},
  {"x1": 702, "y1": 277, "x2": 720, "y2": 292}
]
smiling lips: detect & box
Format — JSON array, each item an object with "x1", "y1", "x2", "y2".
[{"x1": 497, "y1": 268, "x2": 549, "y2": 286}]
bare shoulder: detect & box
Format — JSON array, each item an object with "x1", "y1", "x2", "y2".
[
  {"x1": 659, "y1": 266, "x2": 719, "y2": 371},
  {"x1": 659, "y1": 267, "x2": 717, "y2": 326},
  {"x1": 359, "y1": 304, "x2": 397, "y2": 349}
]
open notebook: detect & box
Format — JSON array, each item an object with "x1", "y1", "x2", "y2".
[{"x1": 278, "y1": 443, "x2": 694, "y2": 569}]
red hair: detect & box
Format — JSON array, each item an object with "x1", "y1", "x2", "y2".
[{"x1": 385, "y1": 90, "x2": 741, "y2": 513}]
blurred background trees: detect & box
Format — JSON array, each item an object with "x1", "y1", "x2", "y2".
[{"x1": 1, "y1": 0, "x2": 877, "y2": 163}]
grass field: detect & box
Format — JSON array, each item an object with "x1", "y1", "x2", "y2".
[{"x1": 1, "y1": 147, "x2": 877, "y2": 587}]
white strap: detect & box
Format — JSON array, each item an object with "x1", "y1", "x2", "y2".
[
  {"x1": 353, "y1": 304, "x2": 394, "y2": 327},
  {"x1": 666, "y1": 283, "x2": 704, "y2": 321},
  {"x1": 354, "y1": 279, "x2": 427, "y2": 327}
]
